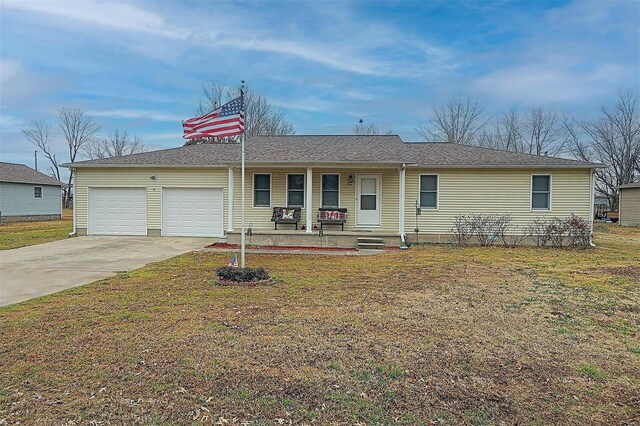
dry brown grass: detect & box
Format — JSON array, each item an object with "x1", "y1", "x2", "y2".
[
  {"x1": 0, "y1": 209, "x2": 73, "y2": 250},
  {"x1": 1, "y1": 225, "x2": 638, "y2": 425}
]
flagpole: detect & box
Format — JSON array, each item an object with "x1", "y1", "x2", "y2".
[{"x1": 240, "y1": 80, "x2": 246, "y2": 269}]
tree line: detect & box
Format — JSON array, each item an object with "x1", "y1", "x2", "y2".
[
  {"x1": 414, "y1": 90, "x2": 639, "y2": 209},
  {"x1": 22, "y1": 85, "x2": 638, "y2": 210}
]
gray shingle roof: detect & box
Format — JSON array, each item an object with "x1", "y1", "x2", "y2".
[
  {"x1": 64, "y1": 135, "x2": 601, "y2": 169},
  {"x1": 0, "y1": 162, "x2": 63, "y2": 186},
  {"x1": 618, "y1": 181, "x2": 640, "y2": 189}
]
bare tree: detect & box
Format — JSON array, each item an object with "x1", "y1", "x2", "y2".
[
  {"x1": 58, "y1": 108, "x2": 101, "y2": 206},
  {"x1": 567, "y1": 90, "x2": 640, "y2": 209},
  {"x1": 21, "y1": 120, "x2": 60, "y2": 181},
  {"x1": 187, "y1": 82, "x2": 294, "y2": 145},
  {"x1": 521, "y1": 107, "x2": 564, "y2": 156},
  {"x1": 494, "y1": 108, "x2": 523, "y2": 152},
  {"x1": 417, "y1": 95, "x2": 487, "y2": 144},
  {"x1": 84, "y1": 129, "x2": 147, "y2": 159},
  {"x1": 354, "y1": 119, "x2": 393, "y2": 135}
]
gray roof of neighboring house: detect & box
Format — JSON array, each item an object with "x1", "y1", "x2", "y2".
[
  {"x1": 618, "y1": 181, "x2": 640, "y2": 189},
  {"x1": 64, "y1": 135, "x2": 602, "y2": 169},
  {"x1": 0, "y1": 162, "x2": 63, "y2": 186}
]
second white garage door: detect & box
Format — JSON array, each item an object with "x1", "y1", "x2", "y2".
[{"x1": 162, "y1": 188, "x2": 223, "y2": 237}]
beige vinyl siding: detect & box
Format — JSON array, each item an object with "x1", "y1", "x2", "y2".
[
  {"x1": 74, "y1": 168, "x2": 228, "y2": 231},
  {"x1": 233, "y1": 167, "x2": 400, "y2": 232},
  {"x1": 404, "y1": 168, "x2": 592, "y2": 234},
  {"x1": 619, "y1": 187, "x2": 640, "y2": 227}
]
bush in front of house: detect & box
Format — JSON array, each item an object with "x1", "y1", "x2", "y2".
[
  {"x1": 215, "y1": 266, "x2": 273, "y2": 286},
  {"x1": 450, "y1": 213, "x2": 592, "y2": 248}
]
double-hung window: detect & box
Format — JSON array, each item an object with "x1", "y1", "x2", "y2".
[
  {"x1": 419, "y1": 175, "x2": 438, "y2": 209},
  {"x1": 34, "y1": 186, "x2": 43, "y2": 199},
  {"x1": 287, "y1": 174, "x2": 305, "y2": 207},
  {"x1": 253, "y1": 174, "x2": 271, "y2": 207},
  {"x1": 321, "y1": 174, "x2": 339, "y2": 208},
  {"x1": 531, "y1": 175, "x2": 551, "y2": 210}
]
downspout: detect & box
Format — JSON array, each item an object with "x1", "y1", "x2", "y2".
[
  {"x1": 589, "y1": 168, "x2": 595, "y2": 247},
  {"x1": 399, "y1": 163, "x2": 408, "y2": 249},
  {"x1": 69, "y1": 168, "x2": 77, "y2": 237}
]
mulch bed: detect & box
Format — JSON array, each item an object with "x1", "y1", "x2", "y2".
[{"x1": 216, "y1": 277, "x2": 276, "y2": 287}]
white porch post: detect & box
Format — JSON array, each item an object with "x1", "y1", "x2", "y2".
[
  {"x1": 71, "y1": 169, "x2": 76, "y2": 236},
  {"x1": 306, "y1": 167, "x2": 313, "y2": 233},
  {"x1": 399, "y1": 164, "x2": 406, "y2": 236},
  {"x1": 227, "y1": 166, "x2": 234, "y2": 232}
]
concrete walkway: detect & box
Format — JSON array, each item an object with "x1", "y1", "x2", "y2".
[{"x1": 0, "y1": 236, "x2": 210, "y2": 307}]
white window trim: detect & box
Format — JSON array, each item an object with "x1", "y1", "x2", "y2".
[
  {"x1": 286, "y1": 173, "x2": 305, "y2": 208},
  {"x1": 419, "y1": 173, "x2": 439, "y2": 210},
  {"x1": 34, "y1": 186, "x2": 43, "y2": 199},
  {"x1": 531, "y1": 174, "x2": 552, "y2": 211},
  {"x1": 252, "y1": 173, "x2": 272, "y2": 208},
  {"x1": 321, "y1": 173, "x2": 340, "y2": 208}
]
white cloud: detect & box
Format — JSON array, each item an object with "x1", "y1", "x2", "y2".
[
  {"x1": 1, "y1": 0, "x2": 187, "y2": 39},
  {"x1": 87, "y1": 109, "x2": 183, "y2": 122},
  {"x1": 0, "y1": 113, "x2": 24, "y2": 132},
  {"x1": 473, "y1": 63, "x2": 632, "y2": 105},
  {"x1": 2, "y1": 1, "x2": 454, "y2": 78},
  {"x1": 270, "y1": 97, "x2": 335, "y2": 113}
]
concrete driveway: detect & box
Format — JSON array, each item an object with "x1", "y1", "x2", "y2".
[{"x1": 0, "y1": 236, "x2": 210, "y2": 307}]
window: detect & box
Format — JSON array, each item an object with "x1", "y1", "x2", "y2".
[
  {"x1": 322, "y1": 174, "x2": 339, "y2": 208},
  {"x1": 287, "y1": 174, "x2": 305, "y2": 207},
  {"x1": 531, "y1": 175, "x2": 551, "y2": 210},
  {"x1": 253, "y1": 174, "x2": 271, "y2": 207},
  {"x1": 419, "y1": 175, "x2": 437, "y2": 209},
  {"x1": 34, "y1": 186, "x2": 43, "y2": 199}
]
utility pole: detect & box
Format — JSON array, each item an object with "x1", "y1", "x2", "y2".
[{"x1": 34, "y1": 150, "x2": 38, "y2": 171}]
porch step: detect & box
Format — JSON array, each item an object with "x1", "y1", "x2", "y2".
[{"x1": 357, "y1": 238, "x2": 385, "y2": 250}]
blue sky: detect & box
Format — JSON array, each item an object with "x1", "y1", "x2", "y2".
[{"x1": 1, "y1": 0, "x2": 639, "y2": 172}]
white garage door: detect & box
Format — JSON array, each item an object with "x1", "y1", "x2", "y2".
[
  {"x1": 89, "y1": 188, "x2": 147, "y2": 236},
  {"x1": 162, "y1": 188, "x2": 223, "y2": 237}
]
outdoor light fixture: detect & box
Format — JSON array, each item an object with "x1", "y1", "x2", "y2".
[
  {"x1": 348, "y1": 175, "x2": 354, "y2": 185},
  {"x1": 150, "y1": 175, "x2": 157, "y2": 180}
]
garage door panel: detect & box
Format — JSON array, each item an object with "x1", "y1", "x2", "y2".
[
  {"x1": 89, "y1": 188, "x2": 147, "y2": 236},
  {"x1": 162, "y1": 188, "x2": 223, "y2": 237}
]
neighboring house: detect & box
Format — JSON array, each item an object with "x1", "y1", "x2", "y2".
[
  {"x1": 0, "y1": 162, "x2": 63, "y2": 223},
  {"x1": 64, "y1": 135, "x2": 600, "y2": 246},
  {"x1": 617, "y1": 181, "x2": 640, "y2": 227}
]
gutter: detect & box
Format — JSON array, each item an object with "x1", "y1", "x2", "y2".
[{"x1": 69, "y1": 168, "x2": 76, "y2": 237}]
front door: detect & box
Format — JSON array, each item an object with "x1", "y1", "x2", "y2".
[{"x1": 356, "y1": 174, "x2": 381, "y2": 226}]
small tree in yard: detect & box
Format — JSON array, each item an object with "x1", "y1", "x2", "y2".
[
  {"x1": 566, "y1": 89, "x2": 640, "y2": 210},
  {"x1": 22, "y1": 108, "x2": 101, "y2": 207}
]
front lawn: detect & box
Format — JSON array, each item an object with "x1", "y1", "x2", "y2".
[
  {"x1": 0, "y1": 209, "x2": 73, "y2": 250},
  {"x1": 1, "y1": 225, "x2": 638, "y2": 424}
]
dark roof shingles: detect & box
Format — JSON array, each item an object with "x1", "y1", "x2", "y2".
[
  {"x1": 65, "y1": 135, "x2": 601, "y2": 168},
  {"x1": 0, "y1": 162, "x2": 63, "y2": 185}
]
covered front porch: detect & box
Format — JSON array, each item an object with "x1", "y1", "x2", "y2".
[
  {"x1": 226, "y1": 228, "x2": 401, "y2": 248},
  {"x1": 225, "y1": 164, "x2": 407, "y2": 248}
]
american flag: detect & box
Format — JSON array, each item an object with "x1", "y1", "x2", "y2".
[{"x1": 183, "y1": 95, "x2": 244, "y2": 139}]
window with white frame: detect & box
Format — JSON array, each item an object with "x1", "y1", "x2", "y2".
[
  {"x1": 419, "y1": 175, "x2": 437, "y2": 209},
  {"x1": 287, "y1": 174, "x2": 305, "y2": 207},
  {"x1": 34, "y1": 186, "x2": 43, "y2": 199},
  {"x1": 253, "y1": 174, "x2": 271, "y2": 207},
  {"x1": 321, "y1": 174, "x2": 339, "y2": 208},
  {"x1": 531, "y1": 175, "x2": 551, "y2": 210}
]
